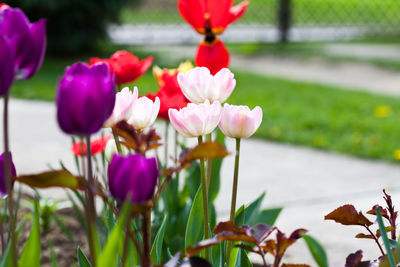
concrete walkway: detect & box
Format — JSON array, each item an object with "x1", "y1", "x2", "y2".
[
  {"x1": 3, "y1": 99, "x2": 400, "y2": 266},
  {"x1": 139, "y1": 44, "x2": 400, "y2": 96}
]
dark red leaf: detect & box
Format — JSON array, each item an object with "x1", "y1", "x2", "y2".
[
  {"x1": 345, "y1": 250, "x2": 371, "y2": 267},
  {"x1": 15, "y1": 170, "x2": 86, "y2": 190},
  {"x1": 325, "y1": 205, "x2": 373, "y2": 226},
  {"x1": 180, "y1": 142, "x2": 230, "y2": 164},
  {"x1": 355, "y1": 233, "x2": 374, "y2": 239},
  {"x1": 282, "y1": 264, "x2": 311, "y2": 267}
]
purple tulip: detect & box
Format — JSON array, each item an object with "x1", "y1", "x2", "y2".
[
  {"x1": 0, "y1": 7, "x2": 46, "y2": 80},
  {"x1": 56, "y1": 62, "x2": 116, "y2": 135},
  {"x1": 108, "y1": 154, "x2": 159, "y2": 203},
  {"x1": 0, "y1": 36, "x2": 14, "y2": 96},
  {"x1": 0, "y1": 152, "x2": 17, "y2": 196}
]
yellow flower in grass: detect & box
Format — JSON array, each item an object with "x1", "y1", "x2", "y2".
[
  {"x1": 394, "y1": 149, "x2": 400, "y2": 160},
  {"x1": 374, "y1": 105, "x2": 392, "y2": 118}
]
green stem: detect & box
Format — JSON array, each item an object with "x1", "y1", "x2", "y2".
[
  {"x1": 198, "y1": 136, "x2": 210, "y2": 260},
  {"x1": 85, "y1": 135, "x2": 98, "y2": 267},
  {"x1": 142, "y1": 209, "x2": 151, "y2": 267},
  {"x1": 164, "y1": 121, "x2": 169, "y2": 168},
  {"x1": 3, "y1": 93, "x2": 17, "y2": 267},
  {"x1": 112, "y1": 128, "x2": 123, "y2": 153},
  {"x1": 206, "y1": 133, "x2": 212, "y2": 189},
  {"x1": 227, "y1": 138, "x2": 241, "y2": 265}
]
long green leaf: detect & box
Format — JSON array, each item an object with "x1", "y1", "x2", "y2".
[
  {"x1": 244, "y1": 192, "x2": 265, "y2": 225},
  {"x1": 48, "y1": 239, "x2": 59, "y2": 267},
  {"x1": 151, "y1": 215, "x2": 168, "y2": 264},
  {"x1": 185, "y1": 186, "x2": 204, "y2": 249},
  {"x1": 77, "y1": 247, "x2": 91, "y2": 267},
  {"x1": 257, "y1": 208, "x2": 282, "y2": 226},
  {"x1": 18, "y1": 199, "x2": 41, "y2": 267},
  {"x1": 377, "y1": 207, "x2": 396, "y2": 267},
  {"x1": 235, "y1": 249, "x2": 252, "y2": 267},
  {"x1": 302, "y1": 234, "x2": 328, "y2": 267},
  {"x1": 0, "y1": 219, "x2": 27, "y2": 267},
  {"x1": 98, "y1": 202, "x2": 131, "y2": 267}
]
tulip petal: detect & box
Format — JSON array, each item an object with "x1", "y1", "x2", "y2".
[
  {"x1": 228, "y1": 1, "x2": 249, "y2": 25},
  {"x1": 195, "y1": 39, "x2": 230, "y2": 75},
  {"x1": 0, "y1": 37, "x2": 14, "y2": 96}
]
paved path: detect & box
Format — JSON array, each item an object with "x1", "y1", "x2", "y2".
[
  {"x1": 3, "y1": 99, "x2": 400, "y2": 266},
  {"x1": 139, "y1": 44, "x2": 400, "y2": 96}
]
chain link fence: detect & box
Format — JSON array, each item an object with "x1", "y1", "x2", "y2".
[{"x1": 109, "y1": 0, "x2": 400, "y2": 44}]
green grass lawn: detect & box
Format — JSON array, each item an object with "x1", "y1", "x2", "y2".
[
  {"x1": 121, "y1": 0, "x2": 400, "y2": 25},
  {"x1": 10, "y1": 56, "x2": 400, "y2": 163}
]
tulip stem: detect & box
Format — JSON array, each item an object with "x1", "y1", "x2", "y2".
[
  {"x1": 3, "y1": 93, "x2": 17, "y2": 267},
  {"x1": 206, "y1": 133, "x2": 212, "y2": 189},
  {"x1": 198, "y1": 136, "x2": 210, "y2": 260},
  {"x1": 142, "y1": 209, "x2": 151, "y2": 267},
  {"x1": 164, "y1": 121, "x2": 169, "y2": 168},
  {"x1": 227, "y1": 138, "x2": 241, "y2": 265},
  {"x1": 112, "y1": 128, "x2": 123, "y2": 153},
  {"x1": 85, "y1": 135, "x2": 98, "y2": 267}
]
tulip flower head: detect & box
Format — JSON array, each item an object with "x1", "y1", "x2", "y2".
[
  {"x1": 128, "y1": 96, "x2": 160, "y2": 130},
  {"x1": 56, "y1": 62, "x2": 116, "y2": 135},
  {"x1": 0, "y1": 6, "x2": 46, "y2": 80},
  {"x1": 178, "y1": 67, "x2": 235, "y2": 104},
  {"x1": 104, "y1": 87, "x2": 138, "y2": 127},
  {"x1": 0, "y1": 152, "x2": 17, "y2": 196},
  {"x1": 108, "y1": 154, "x2": 159, "y2": 203},
  {"x1": 105, "y1": 138, "x2": 128, "y2": 162},
  {"x1": 147, "y1": 62, "x2": 193, "y2": 121},
  {"x1": 71, "y1": 135, "x2": 112, "y2": 157},
  {"x1": 169, "y1": 100, "x2": 222, "y2": 138},
  {"x1": 219, "y1": 103, "x2": 263, "y2": 138},
  {"x1": 0, "y1": 36, "x2": 14, "y2": 96},
  {"x1": 178, "y1": 0, "x2": 249, "y2": 35},
  {"x1": 90, "y1": 51, "x2": 153, "y2": 85}
]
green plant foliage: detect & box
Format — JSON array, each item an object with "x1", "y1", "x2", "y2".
[
  {"x1": 150, "y1": 215, "x2": 169, "y2": 264},
  {"x1": 19, "y1": 199, "x2": 41, "y2": 267},
  {"x1": 185, "y1": 186, "x2": 204, "y2": 249},
  {"x1": 302, "y1": 234, "x2": 328, "y2": 267},
  {"x1": 77, "y1": 247, "x2": 91, "y2": 267}
]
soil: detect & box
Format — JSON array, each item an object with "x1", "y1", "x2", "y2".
[{"x1": 16, "y1": 201, "x2": 88, "y2": 267}]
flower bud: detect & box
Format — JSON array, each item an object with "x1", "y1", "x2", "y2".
[
  {"x1": 0, "y1": 152, "x2": 17, "y2": 196},
  {"x1": 128, "y1": 96, "x2": 160, "y2": 130},
  {"x1": 169, "y1": 100, "x2": 222, "y2": 138},
  {"x1": 108, "y1": 154, "x2": 159, "y2": 203},
  {"x1": 104, "y1": 87, "x2": 138, "y2": 127},
  {"x1": 56, "y1": 62, "x2": 116, "y2": 135},
  {"x1": 219, "y1": 103, "x2": 262, "y2": 138}
]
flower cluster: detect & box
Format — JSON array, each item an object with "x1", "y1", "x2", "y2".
[{"x1": 169, "y1": 67, "x2": 262, "y2": 139}]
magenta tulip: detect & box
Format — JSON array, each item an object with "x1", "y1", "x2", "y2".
[
  {"x1": 108, "y1": 154, "x2": 159, "y2": 203},
  {"x1": 0, "y1": 7, "x2": 46, "y2": 80},
  {"x1": 56, "y1": 62, "x2": 116, "y2": 135},
  {"x1": 0, "y1": 36, "x2": 14, "y2": 96},
  {"x1": 0, "y1": 152, "x2": 16, "y2": 196}
]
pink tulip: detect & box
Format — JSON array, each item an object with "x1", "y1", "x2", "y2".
[
  {"x1": 177, "y1": 67, "x2": 236, "y2": 104},
  {"x1": 104, "y1": 87, "x2": 138, "y2": 127},
  {"x1": 128, "y1": 96, "x2": 160, "y2": 130},
  {"x1": 169, "y1": 100, "x2": 222, "y2": 138},
  {"x1": 219, "y1": 103, "x2": 262, "y2": 138}
]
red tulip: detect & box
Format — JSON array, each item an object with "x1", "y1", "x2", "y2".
[
  {"x1": 90, "y1": 51, "x2": 153, "y2": 85},
  {"x1": 195, "y1": 38, "x2": 229, "y2": 75},
  {"x1": 178, "y1": 0, "x2": 249, "y2": 35},
  {"x1": 71, "y1": 135, "x2": 111, "y2": 157},
  {"x1": 146, "y1": 66, "x2": 190, "y2": 121}
]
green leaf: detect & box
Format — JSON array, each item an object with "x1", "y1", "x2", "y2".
[
  {"x1": 235, "y1": 249, "x2": 252, "y2": 267},
  {"x1": 209, "y1": 129, "x2": 225, "y2": 202},
  {"x1": 234, "y1": 205, "x2": 245, "y2": 226},
  {"x1": 0, "y1": 219, "x2": 27, "y2": 267},
  {"x1": 19, "y1": 199, "x2": 41, "y2": 267},
  {"x1": 77, "y1": 247, "x2": 91, "y2": 267},
  {"x1": 151, "y1": 215, "x2": 168, "y2": 264},
  {"x1": 15, "y1": 170, "x2": 86, "y2": 190},
  {"x1": 257, "y1": 208, "x2": 282, "y2": 226},
  {"x1": 98, "y1": 202, "x2": 131, "y2": 267},
  {"x1": 48, "y1": 239, "x2": 59, "y2": 267},
  {"x1": 244, "y1": 192, "x2": 265, "y2": 225},
  {"x1": 302, "y1": 234, "x2": 328, "y2": 267},
  {"x1": 377, "y1": 207, "x2": 396, "y2": 267},
  {"x1": 185, "y1": 186, "x2": 204, "y2": 248}
]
